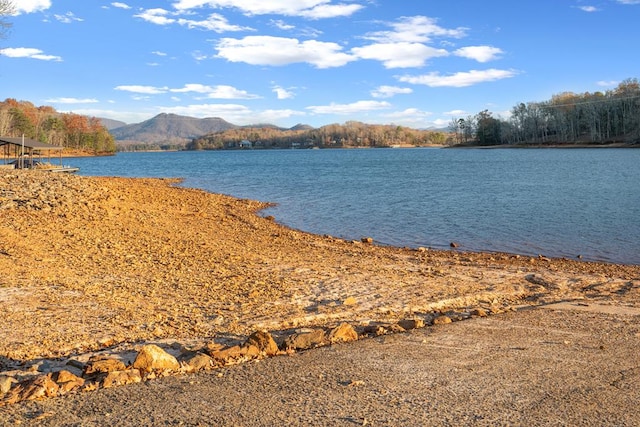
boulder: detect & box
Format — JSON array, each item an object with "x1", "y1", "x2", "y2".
[
  {"x1": 133, "y1": 344, "x2": 180, "y2": 373},
  {"x1": 4, "y1": 374, "x2": 59, "y2": 404},
  {"x1": 102, "y1": 369, "x2": 142, "y2": 388},
  {"x1": 433, "y1": 315, "x2": 452, "y2": 325},
  {"x1": 53, "y1": 370, "x2": 85, "y2": 394},
  {"x1": 282, "y1": 329, "x2": 327, "y2": 351},
  {"x1": 398, "y1": 318, "x2": 425, "y2": 330},
  {"x1": 83, "y1": 356, "x2": 127, "y2": 376},
  {"x1": 185, "y1": 353, "x2": 214, "y2": 372},
  {"x1": 329, "y1": 323, "x2": 358, "y2": 343},
  {"x1": 0, "y1": 375, "x2": 18, "y2": 394},
  {"x1": 245, "y1": 330, "x2": 279, "y2": 356}
]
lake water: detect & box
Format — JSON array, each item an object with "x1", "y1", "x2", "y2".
[{"x1": 70, "y1": 148, "x2": 640, "y2": 265}]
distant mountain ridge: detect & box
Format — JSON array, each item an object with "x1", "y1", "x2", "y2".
[
  {"x1": 108, "y1": 113, "x2": 238, "y2": 146},
  {"x1": 106, "y1": 113, "x2": 313, "y2": 147}
]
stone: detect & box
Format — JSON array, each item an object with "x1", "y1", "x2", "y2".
[
  {"x1": 470, "y1": 308, "x2": 488, "y2": 317},
  {"x1": 361, "y1": 237, "x2": 373, "y2": 244},
  {"x1": 209, "y1": 344, "x2": 260, "y2": 364},
  {"x1": 329, "y1": 323, "x2": 358, "y2": 343},
  {"x1": 186, "y1": 353, "x2": 214, "y2": 371},
  {"x1": 53, "y1": 370, "x2": 85, "y2": 394},
  {"x1": 245, "y1": 330, "x2": 279, "y2": 356},
  {"x1": 102, "y1": 369, "x2": 142, "y2": 388},
  {"x1": 398, "y1": 318, "x2": 425, "y2": 330},
  {"x1": 83, "y1": 356, "x2": 127, "y2": 376},
  {"x1": 5, "y1": 374, "x2": 59, "y2": 404},
  {"x1": 362, "y1": 325, "x2": 387, "y2": 336},
  {"x1": 432, "y1": 315, "x2": 452, "y2": 325},
  {"x1": 0, "y1": 375, "x2": 18, "y2": 394},
  {"x1": 342, "y1": 296, "x2": 358, "y2": 306},
  {"x1": 133, "y1": 344, "x2": 180, "y2": 373},
  {"x1": 282, "y1": 329, "x2": 327, "y2": 351}
]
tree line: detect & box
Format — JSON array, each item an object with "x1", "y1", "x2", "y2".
[
  {"x1": 187, "y1": 121, "x2": 450, "y2": 150},
  {"x1": 0, "y1": 99, "x2": 116, "y2": 153},
  {"x1": 450, "y1": 78, "x2": 640, "y2": 146}
]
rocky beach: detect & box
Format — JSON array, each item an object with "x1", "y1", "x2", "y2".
[{"x1": 1, "y1": 170, "x2": 639, "y2": 424}]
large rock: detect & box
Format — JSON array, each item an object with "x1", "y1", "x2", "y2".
[
  {"x1": 83, "y1": 356, "x2": 127, "y2": 376},
  {"x1": 245, "y1": 330, "x2": 279, "y2": 356},
  {"x1": 329, "y1": 323, "x2": 358, "y2": 343},
  {"x1": 282, "y1": 329, "x2": 327, "y2": 351},
  {"x1": 132, "y1": 344, "x2": 180, "y2": 373},
  {"x1": 102, "y1": 370, "x2": 142, "y2": 388},
  {"x1": 53, "y1": 370, "x2": 85, "y2": 394},
  {"x1": 185, "y1": 353, "x2": 214, "y2": 372},
  {"x1": 398, "y1": 318, "x2": 425, "y2": 330},
  {"x1": 4, "y1": 374, "x2": 59, "y2": 404}
]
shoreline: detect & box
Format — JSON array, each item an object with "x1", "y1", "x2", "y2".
[{"x1": 1, "y1": 171, "x2": 639, "y2": 407}]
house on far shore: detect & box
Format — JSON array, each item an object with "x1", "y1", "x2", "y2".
[
  {"x1": 240, "y1": 140, "x2": 252, "y2": 149},
  {"x1": 0, "y1": 136, "x2": 78, "y2": 172}
]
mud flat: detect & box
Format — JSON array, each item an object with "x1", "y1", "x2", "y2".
[{"x1": 1, "y1": 171, "x2": 638, "y2": 424}]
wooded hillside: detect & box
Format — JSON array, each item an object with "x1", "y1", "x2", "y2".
[
  {"x1": 187, "y1": 121, "x2": 450, "y2": 150},
  {"x1": 0, "y1": 98, "x2": 116, "y2": 153},
  {"x1": 451, "y1": 78, "x2": 640, "y2": 146}
]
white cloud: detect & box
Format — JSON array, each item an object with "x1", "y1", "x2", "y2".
[
  {"x1": 364, "y1": 15, "x2": 467, "y2": 44},
  {"x1": 444, "y1": 109, "x2": 468, "y2": 116},
  {"x1": 0, "y1": 47, "x2": 62, "y2": 61},
  {"x1": 578, "y1": 6, "x2": 599, "y2": 12},
  {"x1": 134, "y1": 8, "x2": 175, "y2": 25},
  {"x1": 454, "y1": 46, "x2": 503, "y2": 63},
  {"x1": 298, "y1": 3, "x2": 363, "y2": 19},
  {"x1": 158, "y1": 103, "x2": 304, "y2": 125},
  {"x1": 216, "y1": 36, "x2": 356, "y2": 68},
  {"x1": 273, "y1": 85, "x2": 296, "y2": 99},
  {"x1": 270, "y1": 19, "x2": 295, "y2": 30},
  {"x1": 172, "y1": 0, "x2": 363, "y2": 19},
  {"x1": 381, "y1": 108, "x2": 433, "y2": 125},
  {"x1": 44, "y1": 98, "x2": 99, "y2": 104},
  {"x1": 616, "y1": 0, "x2": 640, "y2": 4},
  {"x1": 54, "y1": 12, "x2": 83, "y2": 24},
  {"x1": 114, "y1": 85, "x2": 169, "y2": 94},
  {"x1": 13, "y1": 0, "x2": 51, "y2": 14},
  {"x1": 399, "y1": 69, "x2": 518, "y2": 87},
  {"x1": 170, "y1": 84, "x2": 261, "y2": 99},
  {"x1": 352, "y1": 42, "x2": 448, "y2": 68},
  {"x1": 152, "y1": 51, "x2": 168, "y2": 56},
  {"x1": 306, "y1": 100, "x2": 391, "y2": 115},
  {"x1": 597, "y1": 80, "x2": 619, "y2": 87},
  {"x1": 177, "y1": 13, "x2": 252, "y2": 32},
  {"x1": 111, "y1": 2, "x2": 132, "y2": 9},
  {"x1": 371, "y1": 85, "x2": 413, "y2": 98}
]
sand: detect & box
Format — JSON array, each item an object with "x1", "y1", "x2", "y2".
[{"x1": 0, "y1": 170, "x2": 639, "y2": 424}]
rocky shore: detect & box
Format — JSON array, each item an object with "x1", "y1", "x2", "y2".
[{"x1": 1, "y1": 171, "x2": 639, "y2": 409}]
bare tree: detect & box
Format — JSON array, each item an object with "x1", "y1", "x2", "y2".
[{"x1": 1, "y1": 0, "x2": 14, "y2": 41}]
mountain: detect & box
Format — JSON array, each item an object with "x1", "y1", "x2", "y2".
[
  {"x1": 109, "y1": 113, "x2": 237, "y2": 146},
  {"x1": 290, "y1": 123, "x2": 314, "y2": 131},
  {"x1": 99, "y1": 118, "x2": 127, "y2": 130}
]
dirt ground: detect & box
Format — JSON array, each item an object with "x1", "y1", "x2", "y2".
[
  {"x1": 1, "y1": 305, "x2": 639, "y2": 426},
  {"x1": 1, "y1": 171, "x2": 639, "y2": 424}
]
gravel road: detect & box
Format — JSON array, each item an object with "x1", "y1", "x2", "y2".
[{"x1": 2, "y1": 305, "x2": 638, "y2": 426}]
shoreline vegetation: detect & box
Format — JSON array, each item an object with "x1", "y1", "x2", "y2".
[{"x1": 1, "y1": 171, "x2": 639, "y2": 406}]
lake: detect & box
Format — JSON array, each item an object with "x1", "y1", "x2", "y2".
[{"x1": 70, "y1": 147, "x2": 640, "y2": 265}]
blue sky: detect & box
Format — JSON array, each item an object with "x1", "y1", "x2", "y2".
[{"x1": 1, "y1": 0, "x2": 639, "y2": 128}]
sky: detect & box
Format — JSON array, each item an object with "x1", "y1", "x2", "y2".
[{"x1": 1, "y1": 0, "x2": 639, "y2": 128}]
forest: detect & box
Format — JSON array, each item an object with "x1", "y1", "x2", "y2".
[
  {"x1": 0, "y1": 98, "x2": 116, "y2": 154},
  {"x1": 187, "y1": 122, "x2": 449, "y2": 150},
  {"x1": 450, "y1": 78, "x2": 640, "y2": 146}
]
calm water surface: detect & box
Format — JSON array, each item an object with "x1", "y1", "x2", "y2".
[{"x1": 71, "y1": 148, "x2": 640, "y2": 265}]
